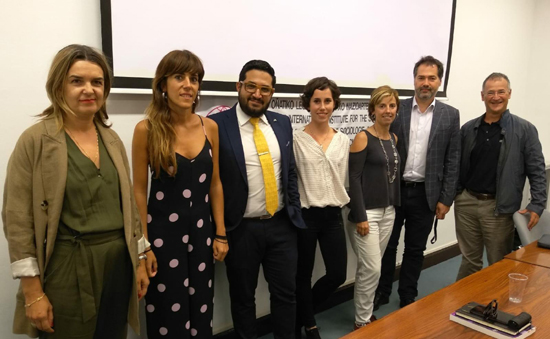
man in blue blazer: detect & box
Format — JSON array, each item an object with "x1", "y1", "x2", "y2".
[
  {"x1": 210, "y1": 60, "x2": 305, "y2": 339},
  {"x1": 374, "y1": 56, "x2": 461, "y2": 309}
]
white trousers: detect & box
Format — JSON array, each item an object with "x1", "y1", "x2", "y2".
[{"x1": 348, "y1": 206, "x2": 396, "y2": 324}]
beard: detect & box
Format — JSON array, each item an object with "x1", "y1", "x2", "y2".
[
  {"x1": 238, "y1": 93, "x2": 270, "y2": 118},
  {"x1": 415, "y1": 86, "x2": 436, "y2": 100}
]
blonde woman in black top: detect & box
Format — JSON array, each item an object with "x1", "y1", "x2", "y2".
[{"x1": 348, "y1": 85, "x2": 401, "y2": 329}]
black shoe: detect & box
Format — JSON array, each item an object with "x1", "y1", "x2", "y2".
[
  {"x1": 295, "y1": 326, "x2": 303, "y2": 338},
  {"x1": 304, "y1": 327, "x2": 321, "y2": 339},
  {"x1": 399, "y1": 298, "x2": 415, "y2": 308},
  {"x1": 373, "y1": 292, "x2": 389, "y2": 311}
]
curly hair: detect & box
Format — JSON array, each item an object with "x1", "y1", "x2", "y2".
[{"x1": 300, "y1": 77, "x2": 341, "y2": 112}]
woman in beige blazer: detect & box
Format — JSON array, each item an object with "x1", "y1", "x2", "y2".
[{"x1": 2, "y1": 44, "x2": 149, "y2": 338}]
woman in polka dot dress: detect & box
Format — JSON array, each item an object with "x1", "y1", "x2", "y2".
[{"x1": 132, "y1": 50, "x2": 228, "y2": 338}]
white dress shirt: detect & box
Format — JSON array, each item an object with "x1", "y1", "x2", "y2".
[
  {"x1": 293, "y1": 129, "x2": 350, "y2": 209},
  {"x1": 403, "y1": 97, "x2": 435, "y2": 182},
  {"x1": 236, "y1": 104, "x2": 284, "y2": 217}
]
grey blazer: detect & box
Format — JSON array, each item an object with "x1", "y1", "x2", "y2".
[{"x1": 390, "y1": 98, "x2": 461, "y2": 211}]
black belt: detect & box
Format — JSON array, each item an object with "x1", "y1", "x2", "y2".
[
  {"x1": 467, "y1": 189, "x2": 496, "y2": 200},
  {"x1": 402, "y1": 181, "x2": 425, "y2": 187},
  {"x1": 244, "y1": 209, "x2": 284, "y2": 220}
]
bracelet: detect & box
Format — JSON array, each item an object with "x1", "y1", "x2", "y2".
[
  {"x1": 144, "y1": 248, "x2": 153, "y2": 253},
  {"x1": 215, "y1": 235, "x2": 227, "y2": 240},
  {"x1": 138, "y1": 254, "x2": 148, "y2": 261},
  {"x1": 214, "y1": 238, "x2": 228, "y2": 244},
  {"x1": 25, "y1": 293, "x2": 46, "y2": 308}
]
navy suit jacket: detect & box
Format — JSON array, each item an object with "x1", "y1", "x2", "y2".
[
  {"x1": 390, "y1": 98, "x2": 461, "y2": 211},
  {"x1": 209, "y1": 105, "x2": 306, "y2": 231}
]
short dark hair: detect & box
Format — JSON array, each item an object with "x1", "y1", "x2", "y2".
[
  {"x1": 482, "y1": 72, "x2": 511, "y2": 90},
  {"x1": 238, "y1": 60, "x2": 276, "y2": 87},
  {"x1": 300, "y1": 77, "x2": 341, "y2": 111},
  {"x1": 413, "y1": 56, "x2": 444, "y2": 80}
]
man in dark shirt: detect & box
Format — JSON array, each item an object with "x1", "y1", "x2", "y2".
[
  {"x1": 455, "y1": 72, "x2": 547, "y2": 280},
  {"x1": 463, "y1": 119, "x2": 502, "y2": 193}
]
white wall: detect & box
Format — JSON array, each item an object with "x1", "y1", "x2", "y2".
[
  {"x1": 434, "y1": 0, "x2": 548, "y2": 258},
  {"x1": 526, "y1": 0, "x2": 550, "y2": 153},
  {"x1": 0, "y1": 0, "x2": 549, "y2": 338},
  {"x1": 431, "y1": 0, "x2": 533, "y2": 248},
  {"x1": 0, "y1": 1, "x2": 103, "y2": 337}
]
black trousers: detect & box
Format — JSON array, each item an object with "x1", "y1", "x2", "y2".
[
  {"x1": 296, "y1": 207, "x2": 347, "y2": 329},
  {"x1": 377, "y1": 184, "x2": 435, "y2": 300},
  {"x1": 225, "y1": 211, "x2": 298, "y2": 339}
]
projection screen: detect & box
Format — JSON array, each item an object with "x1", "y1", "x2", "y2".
[{"x1": 101, "y1": 0, "x2": 456, "y2": 97}]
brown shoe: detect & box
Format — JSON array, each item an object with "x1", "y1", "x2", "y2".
[
  {"x1": 353, "y1": 323, "x2": 366, "y2": 331},
  {"x1": 354, "y1": 315, "x2": 377, "y2": 331}
]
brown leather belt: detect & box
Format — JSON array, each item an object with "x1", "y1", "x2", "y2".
[{"x1": 467, "y1": 189, "x2": 496, "y2": 200}]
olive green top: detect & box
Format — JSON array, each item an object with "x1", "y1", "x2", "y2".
[{"x1": 60, "y1": 131, "x2": 124, "y2": 234}]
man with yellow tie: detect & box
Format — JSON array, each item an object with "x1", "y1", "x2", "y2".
[{"x1": 210, "y1": 60, "x2": 306, "y2": 339}]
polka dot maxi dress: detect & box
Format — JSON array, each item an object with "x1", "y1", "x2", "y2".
[{"x1": 146, "y1": 118, "x2": 215, "y2": 338}]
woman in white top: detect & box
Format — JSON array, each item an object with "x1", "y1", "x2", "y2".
[{"x1": 293, "y1": 77, "x2": 350, "y2": 339}]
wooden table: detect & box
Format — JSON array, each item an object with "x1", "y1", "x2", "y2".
[
  {"x1": 341, "y1": 259, "x2": 550, "y2": 338},
  {"x1": 505, "y1": 241, "x2": 550, "y2": 268}
]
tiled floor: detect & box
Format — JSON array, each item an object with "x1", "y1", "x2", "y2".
[{"x1": 260, "y1": 255, "x2": 464, "y2": 339}]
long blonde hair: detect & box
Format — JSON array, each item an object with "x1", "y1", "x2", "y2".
[
  {"x1": 146, "y1": 50, "x2": 205, "y2": 178},
  {"x1": 39, "y1": 44, "x2": 112, "y2": 129}
]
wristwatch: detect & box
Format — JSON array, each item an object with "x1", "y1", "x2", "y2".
[{"x1": 138, "y1": 254, "x2": 147, "y2": 261}]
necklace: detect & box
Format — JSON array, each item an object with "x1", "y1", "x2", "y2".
[
  {"x1": 65, "y1": 127, "x2": 99, "y2": 164},
  {"x1": 305, "y1": 125, "x2": 331, "y2": 147},
  {"x1": 373, "y1": 125, "x2": 398, "y2": 183}
]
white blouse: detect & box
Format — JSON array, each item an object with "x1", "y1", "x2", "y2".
[{"x1": 293, "y1": 129, "x2": 350, "y2": 209}]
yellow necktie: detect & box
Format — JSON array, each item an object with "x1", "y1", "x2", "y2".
[{"x1": 249, "y1": 117, "x2": 279, "y2": 216}]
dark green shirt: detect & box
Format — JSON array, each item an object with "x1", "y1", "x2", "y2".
[{"x1": 60, "y1": 131, "x2": 123, "y2": 234}]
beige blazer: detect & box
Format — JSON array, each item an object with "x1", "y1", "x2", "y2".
[{"x1": 2, "y1": 117, "x2": 143, "y2": 337}]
